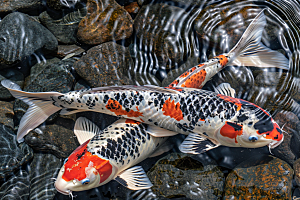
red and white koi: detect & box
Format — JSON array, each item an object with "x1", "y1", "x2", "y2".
[{"x1": 55, "y1": 117, "x2": 169, "y2": 195}]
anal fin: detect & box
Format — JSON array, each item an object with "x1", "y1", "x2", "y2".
[
  {"x1": 179, "y1": 133, "x2": 220, "y2": 154},
  {"x1": 114, "y1": 166, "x2": 153, "y2": 190}
]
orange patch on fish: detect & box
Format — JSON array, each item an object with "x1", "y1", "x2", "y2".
[
  {"x1": 125, "y1": 119, "x2": 141, "y2": 125},
  {"x1": 257, "y1": 122, "x2": 283, "y2": 141},
  {"x1": 180, "y1": 69, "x2": 207, "y2": 88},
  {"x1": 62, "y1": 140, "x2": 112, "y2": 183},
  {"x1": 220, "y1": 121, "x2": 243, "y2": 143},
  {"x1": 217, "y1": 94, "x2": 242, "y2": 111},
  {"x1": 162, "y1": 98, "x2": 183, "y2": 121},
  {"x1": 106, "y1": 99, "x2": 143, "y2": 118},
  {"x1": 214, "y1": 55, "x2": 228, "y2": 67}
]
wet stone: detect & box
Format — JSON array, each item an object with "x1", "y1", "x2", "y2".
[
  {"x1": 147, "y1": 153, "x2": 225, "y2": 199},
  {"x1": 39, "y1": 6, "x2": 87, "y2": 44},
  {"x1": 0, "y1": 101, "x2": 14, "y2": 129},
  {"x1": 0, "y1": 12, "x2": 58, "y2": 65},
  {"x1": 134, "y1": 3, "x2": 197, "y2": 70},
  {"x1": 77, "y1": 0, "x2": 133, "y2": 45},
  {"x1": 0, "y1": 169, "x2": 30, "y2": 200},
  {"x1": 224, "y1": 155, "x2": 293, "y2": 199},
  {"x1": 24, "y1": 115, "x2": 78, "y2": 158},
  {"x1": 0, "y1": 0, "x2": 42, "y2": 14},
  {"x1": 294, "y1": 158, "x2": 300, "y2": 186},
  {"x1": 14, "y1": 58, "x2": 76, "y2": 125},
  {"x1": 47, "y1": 0, "x2": 80, "y2": 10},
  {"x1": 0, "y1": 125, "x2": 33, "y2": 179},
  {"x1": 29, "y1": 152, "x2": 62, "y2": 200},
  {"x1": 0, "y1": 69, "x2": 24, "y2": 100},
  {"x1": 73, "y1": 42, "x2": 134, "y2": 87},
  {"x1": 272, "y1": 111, "x2": 300, "y2": 166}
]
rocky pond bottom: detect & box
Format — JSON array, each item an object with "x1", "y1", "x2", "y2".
[{"x1": 0, "y1": 0, "x2": 300, "y2": 199}]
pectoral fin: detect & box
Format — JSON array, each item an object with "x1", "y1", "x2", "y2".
[
  {"x1": 179, "y1": 133, "x2": 220, "y2": 154},
  {"x1": 74, "y1": 117, "x2": 101, "y2": 144},
  {"x1": 114, "y1": 166, "x2": 153, "y2": 190}
]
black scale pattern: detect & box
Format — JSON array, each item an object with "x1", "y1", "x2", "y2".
[{"x1": 89, "y1": 123, "x2": 150, "y2": 165}]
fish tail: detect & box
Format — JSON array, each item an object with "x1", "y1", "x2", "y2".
[
  {"x1": 1, "y1": 80, "x2": 63, "y2": 143},
  {"x1": 228, "y1": 9, "x2": 289, "y2": 70}
]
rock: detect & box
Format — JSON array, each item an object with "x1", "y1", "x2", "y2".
[
  {"x1": 134, "y1": 3, "x2": 197, "y2": 70},
  {"x1": 0, "y1": 101, "x2": 14, "y2": 129},
  {"x1": 56, "y1": 45, "x2": 85, "y2": 58},
  {"x1": 147, "y1": 153, "x2": 225, "y2": 199},
  {"x1": 0, "y1": 125, "x2": 33, "y2": 179},
  {"x1": 29, "y1": 153, "x2": 62, "y2": 200},
  {"x1": 77, "y1": 0, "x2": 133, "y2": 45},
  {"x1": 124, "y1": 2, "x2": 140, "y2": 18},
  {"x1": 74, "y1": 79, "x2": 90, "y2": 90},
  {"x1": 294, "y1": 159, "x2": 300, "y2": 186},
  {"x1": 73, "y1": 42, "x2": 134, "y2": 87},
  {"x1": 0, "y1": 69, "x2": 24, "y2": 99},
  {"x1": 0, "y1": 0, "x2": 42, "y2": 14},
  {"x1": 47, "y1": 0, "x2": 80, "y2": 10},
  {"x1": 272, "y1": 111, "x2": 300, "y2": 166},
  {"x1": 0, "y1": 169, "x2": 30, "y2": 200},
  {"x1": 24, "y1": 115, "x2": 78, "y2": 158},
  {"x1": 224, "y1": 155, "x2": 293, "y2": 199},
  {"x1": 14, "y1": 58, "x2": 76, "y2": 125},
  {"x1": 39, "y1": 6, "x2": 87, "y2": 44},
  {"x1": 0, "y1": 12, "x2": 58, "y2": 65}
]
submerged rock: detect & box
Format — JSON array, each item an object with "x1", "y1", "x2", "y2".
[
  {"x1": 0, "y1": 169, "x2": 30, "y2": 200},
  {"x1": 224, "y1": 155, "x2": 293, "y2": 199},
  {"x1": 147, "y1": 153, "x2": 225, "y2": 200},
  {"x1": 29, "y1": 152, "x2": 62, "y2": 200},
  {"x1": 0, "y1": 0, "x2": 42, "y2": 14},
  {"x1": 73, "y1": 42, "x2": 134, "y2": 87},
  {"x1": 0, "y1": 69, "x2": 24, "y2": 100},
  {"x1": 77, "y1": 0, "x2": 133, "y2": 45},
  {"x1": 56, "y1": 45, "x2": 85, "y2": 58},
  {"x1": 0, "y1": 12, "x2": 57, "y2": 65}
]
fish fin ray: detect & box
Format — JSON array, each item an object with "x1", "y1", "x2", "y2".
[
  {"x1": 1, "y1": 80, "x2": 63, "y2": 143},
  {"x1": 147, "y1": 125, "x2": 178, "y2": 137},
  {"x1": 149, "y1": 140, "x2": 174, "y2": 158},
  {"x1": 179, "y1": 133, "x2": 220, "y2": 154},
  {"x1": 60, "y1": 108, "x2": 89, "y2": 115},
  {"x1": 115, "y1": 166, "x2": 153, "y2": 190},
  {"x1": 74, "y1": 117, "x2": 100, "y2": 145},
  {"x1": 214, "y1": 83, "x2": 236, "y2": 97},
  {"x1": 229, "y1": 9, "x2": 289, "y2": 70}
]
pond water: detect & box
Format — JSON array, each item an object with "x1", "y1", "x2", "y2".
[{"x1": 0, "y1": 0, "x2": 300, "y2": 199}]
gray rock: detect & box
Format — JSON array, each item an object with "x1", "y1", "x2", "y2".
[
  {"x1": 0, "y1": 169, "x2": 30, "y2": 200},
  {"x1": 0, "y1": 0, "x2": 42, "y2": 14},
  {"x1": 0, "y1": 69, "x2": 24, "y2": 99},
  {"x1": 147, "y1": 153, "x2": 225, "y2": 199},
  {"x1": 29, "y1": 153, "x2": 62, "y2": 200},
  {"x1": 0, "y1": 12, "x2": 58, "y2": 65}
]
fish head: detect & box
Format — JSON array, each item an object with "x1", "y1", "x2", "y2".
[
  {"x1": 54, "y1": 140, "x2": 117, "y2": 195},
  {"x1": 214, "y1": 102, "x2": 284, "y2": 149}
]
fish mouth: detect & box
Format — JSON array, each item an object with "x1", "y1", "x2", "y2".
[{"x1": 54, "y1": 183, "x2": 70, "y2": 195}]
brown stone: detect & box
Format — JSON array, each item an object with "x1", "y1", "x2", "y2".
[
  {"x1": 0, "y1": 101, "x2": 14, "y2": 129},
  {"x1": 56, "y1": 45, "x2": 85, "y2": 58},
  {"x1": 294, "y1": 158, "x2": 300, "y2": 186},
  {"x1": 73, "y1": 42, "x2": 134, "y2": 87},
  {"x1": 124, "y1": 2, "x2": 140, "y2": 14},
  {"x1": 77, "y1": 0, "x2": 133, "y2": 45},
  {"x1": 224, "y1": 155, "x2": 293, "y2": 199}
]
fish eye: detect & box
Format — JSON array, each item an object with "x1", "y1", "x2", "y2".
[
  {"x1": 81, "y1": 178, "x2": 90, "y2": 185},
  {"x1": 248, "y1": 135, "x2": 258, "y2": 142}
]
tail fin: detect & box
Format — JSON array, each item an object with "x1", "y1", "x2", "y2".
[
  {"x1": 1, "y1": 80, "x2": 63, "y2": 143},
  {"x1": 229, "y1": 9, "x2": 289, "y2": 70}
]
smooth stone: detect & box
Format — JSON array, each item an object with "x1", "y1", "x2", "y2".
[
  {"x1": 272, "y1": 111, "x2": 300, "y2": 166},
  {"x1": 56, "y1": 45, "x2": 85, "y2": 58},
  {"x1": 0, "y1": 125, "x2": 33, "y2": 179},
  {"x1": 74, "y1": 79, "x2": 90, "y2": 91},
  {"x1": 24, "y1": 115, "x2": 78, "y2": 158},
  {"x1": 134, "y1": 3, "x2": 197, "y2": 70},
  {"x1": 224, "y1": 155, "x2": 293, "y2": 199},
  {"x1": 77, "y1": 0, "x2": 133, "y2": 45},
  {"x1": 0, "y1": 169, "x2": 30, "y2": 200},
  {"x1": 0, "y1": 69, "x2": 24, "y2": 99},
  {"x1": 0, "y1": 0, "x2": 42, "y2": 14},
  {"x1": 29, "y1": 152, "x2": 62, "y2": 200},
  {"x1": 294, "y1": 158, "x2": 300, "y2": 186},
  {"x1": 14, "y1": 58, "x2": 76, "y2": 125},
  {"x1": 39, "y1": 6, "x2": 87, "y2": 44},
  {"x1": 0, "y1": 12, "x2": 58, "y2": 65},
  {"x1": 0, "y1": 101, "x2": 14, "y2": 129},
  {"x1": 46, "y1": 0, "x2": 80, "y2": 10},
  {"x1": 73, "y1": 42, "x2": 134, "y2": 87},
  {"x1": 147, "y1": 153, "x2": 225, "y2": 199}
]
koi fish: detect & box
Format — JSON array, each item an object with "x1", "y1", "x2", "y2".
[
  {"x1": 55, "y1": 117, "x2": 170, "y2": 195},
  {"x1": 2, "y1": 9, "x2": 287, "y2": 152}
]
